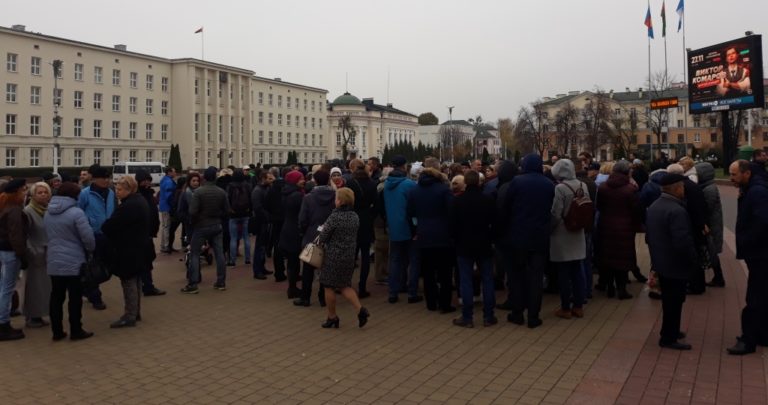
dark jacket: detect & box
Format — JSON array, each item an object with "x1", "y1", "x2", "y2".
[
  {"x1": 695, "y1": 162, "x2": 723, "y2": 254},
  {"x1": 348, "y1": 175, "x2": 377, "y2": 245},
  {"x1": 265, "y1": 178, "x2": 285, "y2": 223},
  {"x1": 596, "y1": 172, "x2": 641, "y2": 270},
  {"x1": 250, "y1": 183, "x2": 270, "y2": 228},
  {"x1": 407, "y1": 168, "x2": 453, "y2": 249},
  {"x1": 496, "y1": 154, "x2": 554, "y2": 252},
  {"x1": 227, "y1": 180, "x2": 253, "y2": 218},
  {"x1": 450, "y1": 185, "x2": 495, "y2": 258},
  {"x1": 646, "y1": 193, "x2": 699, "y2": 279},
  {"x1": 138, "y1": 186, "x2": 160, "y2": 238},
  {"x1": 683, "y1": 178, "x2": 708, "y2": 246},
  {"x1": 0, "y1": 205, "x2": 28, "y2": 257},
  {"x1": 189, "y1": 183, "x2": 229, "y2": 229},
  {"x1": 639, "y1": 170, "x2": 667, "y2": 210},
  {"x1": 735, "y1": 176, "x2": 768, "y2": 260},
  {"x1": 101, "y1": 193, "x2": 151, "y2": 279},
  {"x1": 298, "y1": 185, "x2": 335, "y2": 247},
  {"x1": 632, "y1": 165, "x2": 649, "y2": 190},
  {"x1": 278, "y1": 183, "x2": 304, "y2": 254}
]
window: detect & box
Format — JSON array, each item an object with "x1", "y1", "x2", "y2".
[
  {"x1": 146, "y1": 99, "x2": 153, "y2": 114},
  {"x1": 218, "y1": 116, "x2": 223, "y2": 141},
  {"x1": 74, "y1": 149, "x2": 83, "y2": 166},
  {"x1": 130, "y1": 72, "x2": 138, "y2": 88},
  {"x1": 218, "y1": 82, "x2": 222, "y2": 99},
  {"x1": 295, "y1": 115, "x2": 300, "y2": 127},
  {"x1": 286, "y1": 132, "x2": 291, "y2": 145},
  {"x1": 268, "y1": 113, "x2": 273, "y2": 125},
  {"x1": 710, "y1": 133, "x2": 717, "y2": 143},
  {"x1": 6, "y1": 83, "x2": 17, "y2": 102},
  {"x1": 146, "y1": 150, "x2": 153, "y2": 161},
  {"x1": 93, "y1": 120, "x2": 102, "y2": 138},
  {"x1": 29, "y1": 86, "x2": 41, "y2": 105},
  {"x1": 206, "y1": 114, "x2": 211, "y2": 139},
  {"x1": 278, "y1": 132, "x2": 282, "y2": 145},
  {"x1": 268, "y1": 131, "x2": 273, "y2": 144},
  {"x1": 206, "y1": 81, "x2": 211, "y2": 96},
  {"x1": 694, "y1": 133, "x2": 701, "y2": 143},
  {"x1": 146, "y1": 123, "x2": 153, "y2": 139},
  {"x1": 287, "y1": 96, "x2": 292, "y2": 109},
  {"x1": 287, "y1": 115, "x2": 291, "y2": 126},
  {"x1": 5, "y1": 149, "x2": 16, "y2": 167},
  {"x1": 319, "y1": 119, "x2": 323, "y2": 129},
  {"x1": 94, "y1": 66, "x2": 103, "y2": 84},
  {"x1": 30, "y1": 115, "x2": 40, "y2": 135},
  {"x1": 311, "y1": 100, "x2": 315, "y2": 111},
  {"x1": 161, "y1": 124, "x2": 168, "y2": 141},
  {"x1": 161, "y1": 77, "x2": 168, "y2": 92},
  {"x1": 29, "y1": 148, "x2": 40, "y2": 167},
  {"x1": 6, "y1": 53, "x2": 17, "y2": 72},
  {"x1": 112, "y1": 95, "x2": 120, "y2": 112},
  {"x1": 5, "y1": 114, "x2": 16, "y2": 134},
  {"x1": 146, "y1": 74, "x2": 154, "y2": 90},
  {"x1": 161, "y1": 101, "x2": 168, "y2": 115},
  {"x1": 645, "y1": 134, "x2": 651, "y2": 144},
  {"x1": 30, "y1": 57, "x2": 41, "y2": 75},
  {"x1": 71, "y1": 91, "x2": 83, "y2": 109},
  {"x1": 161, "y1": 150, "x2": 168, "y2": 165},
  {"x1": 194, "y1": 113, "x2": 200, "y2": 140},
  {"x1": 258, "y1": 130, "x2": 264, "y2": 144},
  {"x1": 268, "y1": 93, "x2": 273, "y2": 106},
  {"x1": 194, "y1": 78, "x2": 199, "y2": 95},
  {"x1": 129, "y1": 150, "x2": 137, "y2": 162},
  {"x1": 112, "y1": 150, "x2": 120, "y2": 165},
  {"x1": 295, "y1": 98, "x2": 299, "y2": 109},
  {"x1": 93, "y1": 93, "x2": 102, "y2": 110},
  {"x1": 311, "y1": 134, "x2": 315, "y2": 146},
  {"x1": 258, "y1": 112, "x2": 264, "y2": 124},
  {"x1": 129, "y1": 122, "x2": 137, "y2": 139},
  {"x1": 93, "y1": 150, "x2": 102, "y2": 165},
  {"x1": 677, "y1": 134, "x2": 685, "y2": 144},
  {"x1": 709, "y1": 118, "x2": 717, "y2": 127},
  {"x1": 278, "y1": 95, "x2": 282, "y2": 107},
  {"x1": 112, "y1": 69, "x2": 121, "y2": 86},
  {"x1": 269, "y1": 152, "x2": 274, "y2": 163},
  {"x1": 677, "y1": 120, "x2": 683, "y2": 128},
  {"x1": 311, "y1": 118, "x2": 315, "y2": 129},
  {"x1": 111, "y1": 121, "x2": 120, "y2": 138},
  {"x1": 129, "y1": 97, "x2": 137, "y2": 113},
  {"x1": 303, "y1": 117, "x2": 308, "y2": 128},
  {"x1": 303, "y1": 99, "x2": 307, "y2": 110},
  {"x1": 73, "y1": 63, "x2": 83, "y2": 81},
  {"x1": 194, "y1": 151, "x2": 199, "y2": 167},
  {"x1": 258, "y1": 92, "x2": 263, "y2": 104},
  {"x1": 278, "y1": 114, "x2": 282, "y2": 126},
  {"x1": 319, "y1": 134, "x2": 323, "y2": 146},
  {"x1": 53, "y1": 88, "x2": 62, "y2": 106},
  {"x1": 74, "y1": 118, "x2": 83, "y2": 137}
]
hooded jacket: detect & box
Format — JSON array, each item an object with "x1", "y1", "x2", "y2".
[
  {"x1": 77, "y1": 185, "x2": 116, "y2": 234},
  {"x1": 695, "y1": 162, "x2": 723, "y2": 254},
  {"x1": 407, "y1": 168, "x2": 453, "y2": 248},
  {"x1": 496, "y1": 154, "x2": 555, "y2": 252},
  {"x1": 278, "y1": 183, "x2": 304, "y2": 253},
  {"x1": 44, "y1": 196, "x2": 95, "y2": 276},
  {"x1": 550, "y1": 159, "x2": 588, "y2": 262},
  {"x1": 383, "y1": 169, "x2": 417, "y2": 242},
  {"x1": 298, "y1": 185, "x2": 336, "y2": 247}
]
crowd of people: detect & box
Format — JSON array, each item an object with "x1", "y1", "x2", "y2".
[{"x1": 0, "y1": 149, "x2": 766, "y2": 355}]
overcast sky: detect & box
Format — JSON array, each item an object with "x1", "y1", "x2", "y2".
[{"x1": 4, "y1": 0, "x2": 766, "y2": 123}]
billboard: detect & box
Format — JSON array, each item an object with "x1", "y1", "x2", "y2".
[{"x1": 687, "y1": 35, "x2": 764, "y2": 114}]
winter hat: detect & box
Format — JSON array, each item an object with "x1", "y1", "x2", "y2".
[
  {"x1": 203, "y1": 166, "x2": 218, "y2": 182},
  {"x1": 330, "y1": 167, "x2": 342, "y2": 177},
  {"x1": 391, "y1": 155, "x2": 407, "y2": 168},
  {"x1": 285, "y1": 170, "x2": 304, "y2": 185},
  {"x1": 2, "y1": 178, "x2": 26, "y2": 194},
  {"x1": 88, "y1": 164, "x2": 110, "y2": 179},
  {"x1": 659, "y1": 173, "x2": 686, "y2": 186}
]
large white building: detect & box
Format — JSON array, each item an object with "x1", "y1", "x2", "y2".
[{"x1": 0, "y1": 24, "x2": 328, "y2": 170}]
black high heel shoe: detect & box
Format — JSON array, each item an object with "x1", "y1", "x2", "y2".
[
  {"x1": 358, "y1": 307, "x2": 370, "y2": 328},
  {"x1": 321, "y1": 317, "x2": 340, "y2": 329}
]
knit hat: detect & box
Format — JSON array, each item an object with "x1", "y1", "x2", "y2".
[
  {"x1": 203, "y1": 166, "x2": 218, "y2": 182},
  {"x1": 285, "y1": 170, "x2": 304, "y2": 185},
  {"x1": 88, "y1": 164, "x2": 110, "y2": 179},
  {"x1": 330, "y1": 167, "x2": 342, "y2": 177},
  {"x1": 2, "y1": 178, "x2": 26, "y2": 194},
  {"x1": 391, "y1": 155, "x2": 407, "y2": 168}
]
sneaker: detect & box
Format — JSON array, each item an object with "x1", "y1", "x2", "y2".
[
  {"x1": 213, "y1": 283, "x2": 227, "y2": 291},
  {"x1": 0, "y1": 323, "x2": 24, "y2": 341},
  {"x1": 452, "y1": 318, "x2": 474, "y2": 328},
  {"x1": 180, "y1": 285, "x2": 199, "y2": 294},
  {"x1": 144, "y1": 288, "x2": 166, "y2": 297},
  {"x1": 253, "y1": 273, "x2": 267, "y2": 280},
  {"x1": 555, "y1": 309, "x2": 572, "y2": 319},
  {"x1": 25, "y1": 318, "x2": 49, "y2": 328},
  {"x1": 70, "y1": 330, "x2": 94, "y2": 340},
  {"x1": 109, "y1": 319, "x2": 136, "y2": 329}
]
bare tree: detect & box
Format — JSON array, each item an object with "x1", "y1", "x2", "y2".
[
  {"x1": 515, "y1": 102, "x2": 550, "y2": 156},
  {"x1": 553, "y1": 102, "x2": 580, "y2": 157},
  {"x1": 609, "y1": 105, "x2": 640, "y2": 160},
  {"x1": 580, "y1": 90, "x2": 612, "y2": 158},
  {"x1": 642, "y1": 70, "x2": 675, "y2": 159},
  {"x1": 337, "y1": 115, "x2": 357, "y2": 160},
  {"x1": 439, "y1": 123, "x2": 467, "y2": 162},
  {"x1": 497, "y1": 118, "x2": 515, "y2": 159}
]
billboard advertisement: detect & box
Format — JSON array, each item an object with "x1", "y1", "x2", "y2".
[{"x1": 687, "y1": 35, "x2": 764, "y2": 114}]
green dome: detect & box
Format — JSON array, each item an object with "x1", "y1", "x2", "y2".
[{"x1": 332, "y1": 92, "x2": 362, "y2": 106}]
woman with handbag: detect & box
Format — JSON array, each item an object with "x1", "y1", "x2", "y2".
[
  {"x1": 23, "y1": 182, "x2": 53, "y2": 328},
  {"x1": 317, "y1": 188, "x2": 369, "y2": 329},
  {"x1": 44, "y1": 182, "x2": 95, "y2": 341},
  {"x1": 102, "y1": 176, "x2": 152, "y2": 329}
]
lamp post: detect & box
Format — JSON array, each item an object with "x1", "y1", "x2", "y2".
[
  {"x1": 51, "y1": 60, "x2": 63, "y2": 174},
  {"x1": 447, "y1": 106, "x2": 455, "y2": 163}
]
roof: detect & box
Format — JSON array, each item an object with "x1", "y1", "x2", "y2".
[
  {"x1": 332, "y1": 92, "x2": 362, "y2": 106},
  {"x1": 537, "y1": 92, "x2": 589, "y2": 107},
  {"x1": 361, "y1": 99, "x2": 417, "y2": 117},
  {"x1": 440, "y1": 120, "x2": 472, "y2": 126}
]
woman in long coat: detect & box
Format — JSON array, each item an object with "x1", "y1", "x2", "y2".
[
  {"x1": 318, "y1": 188, "x2": 369, "y2": 329},
  {"x1": 102, "y1": 176, "x2": 151, "y2": 328},
  {"x1": 278, "y1": 170, "x2": 305, "y2": 298},
  {"x1": 23, "y1": 182, "x2": 52, "y2": 328},
  {"x1": 695, "y1": 162, "x2": 725, "y2": 286},
  {"x1": 595, "y1": 161, "x2": 641, "y2": 299}
]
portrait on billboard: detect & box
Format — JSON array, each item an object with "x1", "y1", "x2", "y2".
[{"x1": 716, "y1": 46, "x2": 751, "y2": 97}]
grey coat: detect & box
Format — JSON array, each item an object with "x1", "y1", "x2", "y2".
[
  {"x1": 550, "y1": 159, "x2": 588, "y2": 262},
  {"x1": 23, "y1": 205, "x2": 50, "y2": 318},
  {"x1": 695, "y1": 162, "x2": 723, "y2": 254},
  {"x1": 44, "y1": 196, "x2": 96, "y2": 277},
  {"x1": 646, "y1": 194, "x2": 699, "y2": 279},
  {"x1": 318, "y1": 206, "x2": 359, "y2": 288}
]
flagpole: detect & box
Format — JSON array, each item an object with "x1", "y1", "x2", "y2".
[
  {"x1": 201, "y1": 30, "x2": 205, "y2": 61},
  {"x1": 681, "y1": 6, "x2": 689, "y2": 157},
  {"x1": 647, "y1": 1, "x2": 653, "y2": 159}
]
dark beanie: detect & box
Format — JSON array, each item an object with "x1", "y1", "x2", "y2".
[
  {"x1": 313, "y1": 170, "x2": 330, "y2": 186},
  {"x1": 204, "y1": 166, "x2": 218, "y2": 182},
  {"x1": 88, "y1": 164, "x2": 110, "y2": 179},
  {"x1": 3, "y1": 178, "x2": 26, "y2": 194},
  {"x1": 57, "y1": 182, "x2": 81, "y2": 200}
]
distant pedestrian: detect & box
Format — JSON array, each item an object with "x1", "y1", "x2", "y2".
[{"x1": 159, "y1": 166, "x2": 177, "y2": 253}]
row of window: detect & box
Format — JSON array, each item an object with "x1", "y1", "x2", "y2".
[
  {"x1": 5, "y1": 83, "x2": 170, "y2": 115},
  {"x1": 256, "y1": 112, "x2": 322, "y2": 128},
  {"x1": 192, "y1": 150, "x2": 327, "y2": 167},
  {"x1": 5, "y1": 53, "x2": 168, "y2": 91},
  {"x1": 642, "y1": 133, "x2": 718, "y2": 144},
  {"x1": 256, "y1": 130, "x2": 323, "y2": 147},
  {"x1": 256, "y1": 92, "x2": 321, "y2": 112},
  {"x1": 4, "y1": 114, "x2": 167, "y2": 140},
  {"x1": 4, "y1": 148, "x2": 168, "y2": 167}
]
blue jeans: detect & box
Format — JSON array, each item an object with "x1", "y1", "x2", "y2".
[
  {"x1": 558, "y1": 260, "x2": 585, "y2": 310},
  {"x1": 0, "y1": 250, "x2": 21, "y2": 324},
  {"x1": 388, "y1": 240, "x2": 420, "y2": 299},
  {"x1": 188, "y1": 224, "x2": 226, "y2": 286},
  {"x1": 458, "y1": 255, "x2": 495, "y2": 322},
  {"x1": 229, "y1": 217, "x2": 251, "y2": 264}
]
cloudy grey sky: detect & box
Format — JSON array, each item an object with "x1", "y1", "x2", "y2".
[{"x1": 4, "y1": 0, "x2": 766, "y2": 123}]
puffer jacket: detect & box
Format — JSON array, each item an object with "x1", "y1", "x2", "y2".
[
  {"x1": 408, "y1": 168, "x2": 453, "y2": 248},
  {"x1": 298, "y1": 185, "x2": 336, "y2": 247},
  {"x1": 382, "y1": 170, "x2": 417, "y2": 242},
  {"x1": 77, "y1": 185, "x2": 116, "y2": 234},
  {"x1": 44, "y1": 196, "x2": 95, "y2": 276}
]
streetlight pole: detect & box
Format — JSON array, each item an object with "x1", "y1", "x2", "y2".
[
  {"x1": 52, "y1": 60, "x2": 63, "y2": 174},
  {"x1": 447, "y1": 106, "x2": 454, "y2": 163}
]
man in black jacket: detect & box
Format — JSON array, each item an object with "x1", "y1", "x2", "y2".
[
  {"x1": 646, "y1": 173, "x2": 697, "y2": 350},
  {"x1": 134, "y1": 170, "x2": 165, "y2": 297}
]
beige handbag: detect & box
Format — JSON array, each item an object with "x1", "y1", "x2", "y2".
[{"x1": 299, "y1": 235, "x2": 324, "y2": 268}]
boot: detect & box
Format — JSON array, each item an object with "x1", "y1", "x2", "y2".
[{"x1": 0, "y1": 322, "x2": 25, "y2": 341}]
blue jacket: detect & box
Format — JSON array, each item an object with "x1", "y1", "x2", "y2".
[
  {"x1": 44, "y1": 196, "x2": 96, "y2": 276},
  {"x1": 736, "y1": 176, "x2": 768, "y2": 260},
  {"x1": 496, "y1": 154, "x2": 554, "y2": 252},
  {"x1": 159, "y1": 175, "x2": 176, "y2": 213},
  {"x1": 408, "y1": 169, "x2": 453, "y2": 248},
  {"x1": 383, "y1": 170, "x2": 417, "y2": 242},
  {"x1": 78, "y1": 185, "x2": 116, "y2": 234}
]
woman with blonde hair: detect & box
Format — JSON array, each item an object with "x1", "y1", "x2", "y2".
[
  {"x1": 318, "y1": 188, "x2": 369, "y2": 328},
  {"x1": 23, "y1": 182, "x2": 52, "y2": 328}
]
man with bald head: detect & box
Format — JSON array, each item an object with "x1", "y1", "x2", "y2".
[{"x1": 727, "y1": 160, "x2": 768, "y2": 355}]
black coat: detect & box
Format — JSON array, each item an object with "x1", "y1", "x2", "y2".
[
  {"x1": 682, "y1": 178, "x2": 707, "y2": 245},
  {"x1": 407, "y1": 170, "x2": 453, "y2": 249},
  {"x1": 138, "y1": 186, "x2": 160, "y2": 238},
  {"x1": 736, "y1": 176, "x2": 768, "y2": 260},
  {"x1": 646, "y1": 193, "x2": 698, "y2": 279},
  {"x1": 278, "y1": 184, "x2": 304, "y2": 254},
  {"x1": 102, "y1": 193, "x2": 152, "y2": 279},
  {"x1": 450, "y1": 185, "x2": 495, "y2": 258},
  {"x1": 348, "y1": 176, "x2": 377, "y2": 245},
  {"x1": 298, "y1": 185, "x2": 335, "y2": 247}
]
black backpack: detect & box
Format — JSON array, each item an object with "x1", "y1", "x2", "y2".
[
  {"x1": 229, "y1": 183, "x2": 250, "y2": 216},
  {"x1": 560, "y1": 181, "x2": 594, "y2": 232}
]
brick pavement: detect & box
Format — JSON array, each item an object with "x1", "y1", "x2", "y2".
[{"x1": 1, "y1": 234, "x2": 765, "y2": 404}]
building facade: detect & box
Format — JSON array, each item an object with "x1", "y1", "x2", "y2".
[{"x1": 0, "y1": 25, "x2": 328, "y2": 171}]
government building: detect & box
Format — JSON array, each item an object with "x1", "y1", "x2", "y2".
[{"x1": 0, "y1": 24, "x2": 328, "y2": 171}]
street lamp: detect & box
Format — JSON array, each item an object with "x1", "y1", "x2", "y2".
[
  {"x1": 51, "y1": 59, "x2": 63, "y2": 174},
  {"x1": 447, "y1": 106, "x2": 454, "y2": 163}
]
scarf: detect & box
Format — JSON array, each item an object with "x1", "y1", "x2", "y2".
[{"x1": 28, "y1": 199, "x2": 47, "y2": 217}]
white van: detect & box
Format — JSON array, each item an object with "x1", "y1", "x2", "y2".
[{"x1": 112, "y1": 161, "x2": 165, "y2": 186}]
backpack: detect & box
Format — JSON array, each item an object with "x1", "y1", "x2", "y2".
[
  {"x1": 229, "y1": 183, "x2": 250, "y2": 216},
  {"x1": 560, "y1": 181, "x2": 594, "y2": 232}
]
